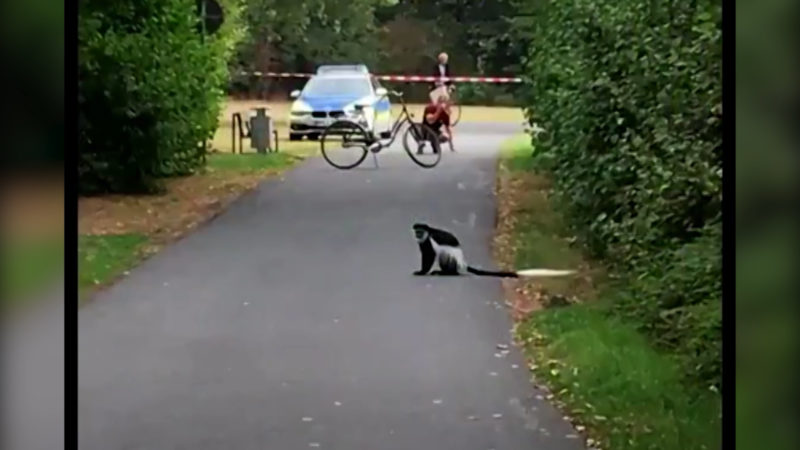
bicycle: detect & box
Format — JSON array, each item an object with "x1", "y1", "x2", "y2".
[
  {"x1": 320, "y1": 90, "x2": 443, "y2": 170},
  {"x1": 445, "y1": 84, "x2": 462, "y2": 126}
]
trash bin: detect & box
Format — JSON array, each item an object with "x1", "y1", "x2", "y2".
[{"x1": 248, "y1": 107, "x2": 272, "y2": 153}]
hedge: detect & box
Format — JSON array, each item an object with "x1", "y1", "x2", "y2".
[
  {"x1": 78, "y1": 0, "x2": 244, "y2": 194},
  {"x1": 521, "y1": 0, "x2": 722, "y2": 388}
]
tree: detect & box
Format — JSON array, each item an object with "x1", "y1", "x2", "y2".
[
  {"x1": 235, "y1": 0, "x2": 385, "y2": 71},
  {"x1": 79, "y1": 0, "x2": 245, "y2": 194}
]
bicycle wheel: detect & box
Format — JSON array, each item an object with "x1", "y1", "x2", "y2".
[
  {"x1": 403, "y1": 123, "x2": 442, "y2": 168},
  {"x1": 321, "y1": 120, "x2": 370, "y2": 169},
  {"x1": 444, "y1": 87, "x2": 462, "y2": 126},
  {"x1": 450, "y1": 102, "x2": 462, "y2": 126}
]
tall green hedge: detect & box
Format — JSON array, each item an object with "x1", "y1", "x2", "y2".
[
  {"x1": 521, "y1": 0, "x2": 722, "y2": 388},
  {"x1": 78, "y1": 0, "x2": 244, "y2": 194}
]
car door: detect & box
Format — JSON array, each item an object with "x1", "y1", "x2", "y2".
[{"x1": 371, "y1": 76, "x2": 392, "y2": 135}]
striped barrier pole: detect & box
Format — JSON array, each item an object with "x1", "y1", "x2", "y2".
[{"x1": 240, "y1": 71, "x2": 523, "y2": 84}]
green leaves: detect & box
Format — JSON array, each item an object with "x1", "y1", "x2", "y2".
[
  {"x1": 79, "y1": 0, "x2": 245, "y2": 194},
  {"x1": 518, "y1": 0, "x2": 722, "y2": 388},
  {"x1": 236, "y1": 0, "x2": 382, "y2": 73}
]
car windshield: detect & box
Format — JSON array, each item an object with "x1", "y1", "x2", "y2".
[{"x1": 302, "y1": 77, "x2": 372, "y2": 98}]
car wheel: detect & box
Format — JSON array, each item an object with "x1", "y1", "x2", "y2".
[
  {"x1": 289, "y1": 133, "x2": 302, "y2": 141},
  {"x1": 307, "y1": 133, "x2": 320, "y2": 141}
]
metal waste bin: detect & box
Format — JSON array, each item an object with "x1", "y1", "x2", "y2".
[{"x1": 249, "y1": 107, "x2": 273, "y2": 153}]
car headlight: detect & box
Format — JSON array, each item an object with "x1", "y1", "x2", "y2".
[{"x1": 291, "y1": 100, "x2": 312, "y2": 116}]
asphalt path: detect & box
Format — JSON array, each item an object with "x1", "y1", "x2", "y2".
[{"x1": 78, "y1": 121, "x2": 584, "y2": 450}]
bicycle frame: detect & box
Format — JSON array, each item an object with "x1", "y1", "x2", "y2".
[
  {"x1": 330, "y1": 91, "x2": 424, "y2": 151},
  {"x1": 372, "y1": 94, "x2": 414, "y2": 149},
  {"x1": 320, "y1": 90, "x2": 443, "y2": 169}
]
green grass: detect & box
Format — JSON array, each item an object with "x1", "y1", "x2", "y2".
[
  {"x1": 1, "y1": 236, "x2": 64, "y2": 307},
  {"x1": 78, "y1": 233, "x2": 148, "y2": 299},
  {"x1": 499, "y1": 134, "x2": 588, "y2": 294},
  {"x1": 500, "y1": 134, "x2": 722, "y2": 450},
  {"x1": 519, "y1": 305, "x2": 721, "y2": 450},
  {"x1": 212, "y1": 100, "x2": 319, "y2": 156},
  {"x1": 211, "y1": 99, "x2": 524, "y2": 156},
  {"x1": 500, "y1": 133, "x2": 539, "y2": 172},
  {"x1": 206, "y1": 152, "x2": 299, "y2": 172},
  {"x1": 76, "y1": 151, "x2": 300, "y2": 304}
]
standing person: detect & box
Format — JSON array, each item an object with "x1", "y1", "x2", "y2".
[
  {"x1": 430, "y1": 52, "x2": 451, "y2": 103},
  {"x1": 422, "y1": 94, "x2": 455, "y2": 152}
]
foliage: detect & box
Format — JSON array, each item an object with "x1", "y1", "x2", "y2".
[
  {"x1": 499, "y1": 135, "x2": 720, "y2": 448},
  {"x1": 457, "y1": 84, "x2": 520, "y2": 107},
  {"x1": 235, "y1": 0, "x2": 381, "y2": 71},
  {"x1": 2, "y1": 0, "x2": 64, "y2": 169},
  {"x1": 519, "y1": 0, "x2": 722, "y2": 387},
  {"x1": 612, "y1": 223, "x2": 722, "y2": 386},
  {"x1": 78, "y1": 0, "x2": 245, "y2": 194},
  {"x1": 232, "y1": 0, "x2": 384, "y2": 97},
  {"x1": 231, "y1": 0, "x2": 531, "y2": 103},
  {"x1": 395, "y1": 0, "x2": 525, "y2": 74}
]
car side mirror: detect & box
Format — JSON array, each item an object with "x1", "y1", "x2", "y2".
[
  {"x1": 375, "y1": 87, "x2": 388, "y2": 97},
  {"x1": 290, "y1": 90, "x2": 301, "y2": 99}
]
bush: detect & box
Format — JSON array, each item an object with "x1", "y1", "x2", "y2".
[
  {"x1": 520, "y1": 0, "x2": 722, "y2": 387},
  {"x1": 612, "y1": 222, "x2": 722, "y2": 387},
  {"x1": 78, "y1": 0, "x2": 244, "y2": 194},
  {"x1": 457, "y1": 84, "x2": 521, "y2": 107}
]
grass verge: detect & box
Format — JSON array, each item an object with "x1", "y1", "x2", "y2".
[
  {"x1": 78, "y1": 234, "x2": 148, "y2": 300},
  {"x1": 1, "y1": 174, "x2": 64, "y2": 310},
  {"x1": 1, "y1": 237, "x2": 64, "y2": 309},
  {"x1": 206, "y1": 152, "x2": 300, "y2": 172},
  {"x1": 495, "y1": 134, "x2": 721, "y2": 450},
  {"x1": 78, "y1": 151, "x2": 300, "y2": 302},
  {"x1": 212, "y1": 99, "x2": 524, "y2": 154}
]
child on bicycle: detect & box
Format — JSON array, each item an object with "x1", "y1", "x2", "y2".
[{"x1": 423, "y1": 94, "x2": 455, "y2": 152}]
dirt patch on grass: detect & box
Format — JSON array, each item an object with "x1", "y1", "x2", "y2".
[
  {"x1": 494, "y1": 168, "x2": 548, "y2": 318},
  {"x1": 493, "y1": 159, "x2": 600, "y2": 320},
  {"x1": 79, "y1": 169, "x2": 281, "y2": 248},
  {"x1": 1, "y1": 173, "x2": 64, "y2": 241},
  {"x1": 1, "y1": 173, "x2": 65, "y2": 308}
]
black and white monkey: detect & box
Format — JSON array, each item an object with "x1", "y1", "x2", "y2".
[{"x1": 412, "y1": 223, "x2": 576, "y2": 278}]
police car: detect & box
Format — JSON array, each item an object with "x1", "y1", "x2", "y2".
[{"x1": 288, "y1": 65, "x2": 392, "y2": 141}]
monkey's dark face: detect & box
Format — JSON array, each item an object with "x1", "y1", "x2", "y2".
[{"x1": 412, "y1": 223, "x2": 430, "y2": 243}]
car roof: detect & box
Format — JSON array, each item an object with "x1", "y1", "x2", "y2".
[
  {"x1": 309, "y1": 73, "x2": 373, "y2": 81},
  {"x1": 316, "y1": 64, "x2": 370, "y2": 75}
]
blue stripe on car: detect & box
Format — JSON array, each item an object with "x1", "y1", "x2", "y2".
[
  {"x1": 299, "y1": 96, "x2": 389, "y2": 112},
  {"x1": 375, "y1": 98, "x2": 390, "y2": 112}
]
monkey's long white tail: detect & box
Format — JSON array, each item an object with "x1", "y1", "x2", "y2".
[{"x1": 516, "y1": 269, "x2": 576, "y2": 277}]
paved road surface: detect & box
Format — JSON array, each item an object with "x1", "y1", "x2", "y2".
[{"x1": 79, "y1": 122, "x2": 584, "y2": 450}]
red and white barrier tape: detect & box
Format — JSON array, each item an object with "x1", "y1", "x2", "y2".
[
  {"x1": 379, "y1": 75, "x2": 522, "y2": 83},
  {"x1": 240, "y1": 71, "x2": 523, "y2": 84}
]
